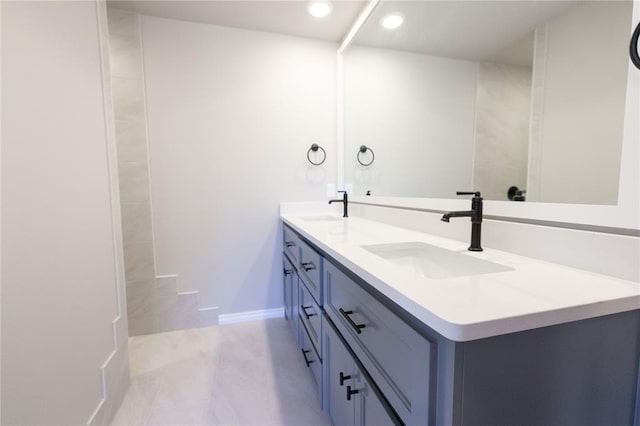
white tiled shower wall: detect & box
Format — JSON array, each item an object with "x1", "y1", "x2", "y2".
[{"x1": 107, "y1": 8, "x2": 212, "y2": 335}]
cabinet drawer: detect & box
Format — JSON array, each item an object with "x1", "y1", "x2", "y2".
[
  {"x1": 298, "y1": 239, "x2": 323, "y2": 305},
  {"x1": 283, "y1": 255, "x2": 300, "y2": 344},
  {"x1": 324, "y1": 261, "x2": 433, "y2": 425},
  {"x1": 300, "y1": 317, "x2": 322, "y2": 406},
  {"x1": 324, "y1": 316, "x2": 401, "y2": 426},
  {"x1": 356, "y1": 369, "x2": 401, "y2": 426},
  {"x1": 283, "y1": 256, "x2": 294, "y2": 321},
  {"x1": 299, "y1": 281, "x2": 322, "y2": 359},
  {"x1": 283, "y1": 226, "x2": 299, "y2": 265}
]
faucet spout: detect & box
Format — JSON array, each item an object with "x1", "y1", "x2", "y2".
[
  {"x1": 328, "y1": 191, "x2": 349, "y2": 218},
  {"x1": 441, "y1": 211, "x2": 474, "y2": 222}
]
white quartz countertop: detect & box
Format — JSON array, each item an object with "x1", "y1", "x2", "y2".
[{"x1": 281, "y1": 213, "x2": 640, "y2": 342}]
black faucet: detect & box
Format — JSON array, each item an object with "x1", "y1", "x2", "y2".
[
  {"x1": 329, "y1": 190, "x2": 348, "y2": 218},
  {"x1": 441, "y1": 191, "x2": 483, "y2": 252}
]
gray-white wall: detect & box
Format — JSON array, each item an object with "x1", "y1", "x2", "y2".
[
  {"x1": 140, "y1": 16, "x2": 338, "y2": 318},
  {"x1": 527, "y1": 1, "x2": 631, "y2": 204},
  {"x1": 2, "y1": 1, "x2": 129, "y2": 424}
]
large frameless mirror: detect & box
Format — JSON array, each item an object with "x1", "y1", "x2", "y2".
[{"x1": 343, "y1": 0, "x2": 634, "y2": 206}]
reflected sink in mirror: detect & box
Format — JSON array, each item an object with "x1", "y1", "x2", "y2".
[
  {"x1": 362, "y1": 242, "x2": 514, "y2": 279},
  {"x1": 301, "y1": 215, "x2": 343, "y2": 222}
]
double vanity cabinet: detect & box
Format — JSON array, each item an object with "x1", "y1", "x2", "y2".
[
  {"x1": 283, "y1": 225, "x2": 402, "y2": 425},
  {"x1": 281, "y1": 220, "x2": 640, "y2": 426}
]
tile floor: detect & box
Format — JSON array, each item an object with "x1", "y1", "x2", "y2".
[{"x1": 111, "y1": 318, "x2": 331, "y2": 425}]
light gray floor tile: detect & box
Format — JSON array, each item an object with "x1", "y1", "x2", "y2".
[{"x1": 112, "y1": 319, "x2": 330, "y2": 426}]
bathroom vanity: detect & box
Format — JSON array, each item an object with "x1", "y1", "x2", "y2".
[{"x1": 281, "y1": 215, "x2": 640, "y2": 426}]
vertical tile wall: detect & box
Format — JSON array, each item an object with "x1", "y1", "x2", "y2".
[
  {"x1": 526, "y1": 25, "x2": 548, "y2": 202},
  {"x1": 473, "y1": 61, "x2": 532, "y2": 201},
  {"x1": 107, "y1": 8, "x2": 205, "y2": 335}
]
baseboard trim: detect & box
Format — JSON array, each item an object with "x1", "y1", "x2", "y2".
[
  {"x1": 86, "y1": 315, "x2": 128, "y2": 425},
  {"x1": 218, "y1": 307, "x2": 284, "y2": 325},
  {"x1": 198, "y1": 306, "x2": 220, "y2": 327}
]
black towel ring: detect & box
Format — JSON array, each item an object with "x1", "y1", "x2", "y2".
[
  {"x1": 357, "y1": 145, "x2": 375, "y2": 166},
  {"x1": 631, "y1": 21, "x2": 640, "y2": 70},
  {"x1": 307, "y1": 144, "x2": 326, "y2": 166}
]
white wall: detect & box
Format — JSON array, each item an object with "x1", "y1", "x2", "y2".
[
  {"x1": 2, "y1": 1, "x2": 129, "y2": 424},
  {"x1": 141, "y1": 16, "x2": 337, "y2": 316},
  {"x1": 528, "y1": 1, "x2": 631, "y2": 204},
  {"x1": 343, "y1": 46, "x2": 477, "y2": 197}
]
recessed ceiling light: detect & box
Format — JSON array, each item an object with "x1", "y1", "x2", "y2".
[
  {"x1": 308, "y1": 1, "x2": 333, "y2": 18},
  {"x1": 381, "y1": 13, "x2": 404, "y2": 29}
]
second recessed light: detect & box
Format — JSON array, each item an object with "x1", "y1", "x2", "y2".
[
  {"x1": 308, "y1": 1, "x2": 333, "y2": 18},
  {"x1": 381, "y1": 13, "x2": 404, "y2": 29}
]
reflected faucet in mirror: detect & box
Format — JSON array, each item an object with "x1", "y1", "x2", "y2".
[
  {"x1": 442, "y1": 191, "x2": 483, "y2": 252},
  {"x1": 329, "y1": 190, "x2": 348, "y2": 218}
]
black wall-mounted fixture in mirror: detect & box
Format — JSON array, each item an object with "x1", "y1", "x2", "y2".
[
  {"x1": 631, "y1": 21, "x2": 640, "y2": 70},
  {"x1": 307, "y1": 143, "x2": 326, "y2": 165},
  {"x1": 508, "y1": 186, "x2": 526, "y2": 202},
  {"x1": 357, "y1": 145, "x2": 375, "y2": 166}
]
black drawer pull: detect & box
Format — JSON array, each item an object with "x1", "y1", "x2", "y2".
[
  {"x1": 339, "y1": 308, "x2": 366, "y2": 334},
  {"x1": 301, "y1": 305, "x2": 316, "y2": 319},
  {"x1": 283, "y1": 268, "x2": 293, "y2": 276},
  {"x1": 285, "y1": 241, "x2": 296, "y2": 247},
  {"x1": 339, "y1": 372, "x2": 351, "y2": 386},
  {"x1": 346, "y1": 385, "x2": 360, "y2": 401},
  {"x1": 301, "y1": 262, "x2": 316, "y2": 272},
  {"x1": 301, "y1": 349, "x2": 314, "y2": 367}
]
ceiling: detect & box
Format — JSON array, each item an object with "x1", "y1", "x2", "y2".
[
  {"x1": 107, "y1": 0, "x2": 367, "y2": 42},
  {"x1": 351, "y1": 1, "x2": 580, "y2": 65}
]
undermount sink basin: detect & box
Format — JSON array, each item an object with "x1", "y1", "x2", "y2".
[
  {"x1": 301, "y1": 215, "x2": 342, "y2": 222},
  {"x1": 362, "y1": 242, "x2": 513, "y2": 279}
]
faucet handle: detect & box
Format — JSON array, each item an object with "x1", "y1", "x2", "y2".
[
  {"x1": 456, "y1": 191, "x2": 481, "y2": 197},
  {"x1": 338, "y1": 190, "x2": 347, "y2": 194}
]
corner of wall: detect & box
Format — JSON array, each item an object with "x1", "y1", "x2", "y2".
[{"x1": 87, "y1": 2, "x2": 132, "y2": 423}]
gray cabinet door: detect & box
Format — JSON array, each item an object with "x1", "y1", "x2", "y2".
[
  {"x1": 355, "y1": 374, "x2": 398, "y2": 426},
  {"x1": 283, "y1": 256, "x2": 294, "y2": 320},
  {"x1": 300, "y1": 280, "x2": 322, "y2": 358},
  {"x1": 301, "y1": 317, "x2": 323, "y2": 407},
  {"x1": 324, "y1": 260, "x2": 433, "y2": 424},
  {"x1": 292, "y1": 274, "x2": 300, "y2": 346},
  {"x1": 324, "y1": 317, "x2": 355, "y2": 426},
  {"x1": 283, "y1": 226, "x2": 299, "y2": 264},
  {"x1": 298, "y1": 238, "x2": 323, "y2": 304},
  {"x1": 283, "y1": 254, "x2": 300, "y2": 346}
]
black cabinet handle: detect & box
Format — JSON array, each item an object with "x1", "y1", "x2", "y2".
[
  {"x1": 283, "y1": 268, "x2": 293, "y2": 276},
  {"x1": 285, "y1": 241, "x2": 296, "y2": 247},
  {"x1": 301, "y1": 262, "x2": 316, "y2": 272},
  {"x1": 339, "y1": 308, "x2": 366, "y2": 334},
  {"x1": 301, "y1": 349, "x2": 314, "y2": 367},
  {"x1": 339, "y1": 372, "x2": 351, "y2": 386},
  {"x1": 346, "y1": 385, "x2": 360, "y2": 401},
  {"x1": 301, "y1": 305, "x2": 316, "y2": 319}
]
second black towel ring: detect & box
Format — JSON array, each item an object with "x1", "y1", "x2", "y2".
[
  {"x1": 307, "y1": 144, "x2": 326, "y2": 166},
  {"x1": 631, "y1": 21, "x2": 640, "y2": 70},
  {"x1": 357, "y1": 145, "x2": 375, "y2": 166}
]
